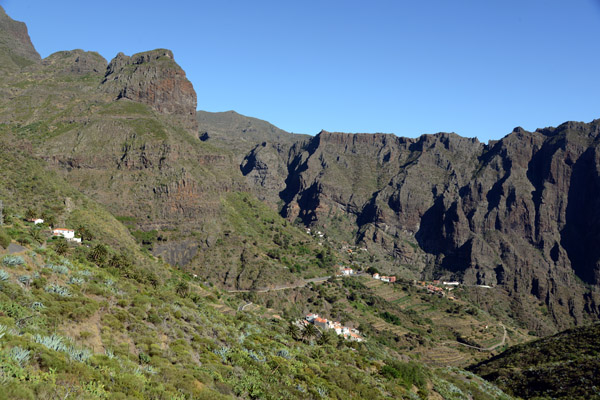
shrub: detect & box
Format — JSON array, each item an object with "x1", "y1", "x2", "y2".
[{"x1": 0, "y1": 228, "x2": 10, "y2": 248}]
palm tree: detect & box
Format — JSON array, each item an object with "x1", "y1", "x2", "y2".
[
  {"x1": 25, "y1": 208, "x2": 36, "y2": 221},
  {"x1": 317, "y1": 330, "x2": 334, "y2": 346},
  {"x1": 88, "y1": 244, "x2": 108, "y2": 265},
  {"x1": 287, "y1": 322, "x2": 300, "y2": 341},
  {"x1": 30, "y1": 227, "x2": 42, "y2": 244},
  {"x1": 54, "y1": 239, "x2": 68, "y2": 255},
  {"x1": 175, "y1": 281, "x2": 190, "y2": 297},
  {"x1": 302, "y1": 323, "x2": 318, "y2": 343}
]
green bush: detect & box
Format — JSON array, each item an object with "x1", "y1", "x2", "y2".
[{"x1": 0, "y1": 228, "x2": 10, "y2": 248}]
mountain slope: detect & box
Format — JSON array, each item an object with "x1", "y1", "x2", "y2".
[
  {"x1": 241, "y1": 123, "x2": 600, "y2": 333},
  {"x1": 0, "y1": 6, "x2": 40, "y2": 71},
  {"x1": 469, "y1": 322, "x2": 600, "y2": 399}
]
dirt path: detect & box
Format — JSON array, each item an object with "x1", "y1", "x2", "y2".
[
  {"x1": 227, "y1": 275, "x2": 331, "y2": 293},
  {"x1": 443, "y1": 324, "x2": 507, "y2": 352}
]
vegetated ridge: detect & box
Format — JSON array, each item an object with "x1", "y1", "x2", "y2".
[{"x1": 469, "y1": 322, "x2": 600, "y2": 399}]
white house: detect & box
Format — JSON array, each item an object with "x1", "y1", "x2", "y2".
[
  {"x1": 373, "y1": 273, "x2": 380, "y2": 280},
  {"x1": 29, "y1": 218, "x2": 44, "y2": 225},
  {"x1": 52, "y1": 228, "x2": 82, "y2": 243},
  {"x1": 443, "y1": 281, "x2": 460, "y2": 286},
  {"x1": 341, "y1": 267, "x2": 353, "y2": 276},
  {"x1": 53, "y1": 228, "x2": 75, "y2": 239}
]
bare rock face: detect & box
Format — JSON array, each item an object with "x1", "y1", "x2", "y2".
[
  {"x1": 101, "y1": 49, "x2": 198, "y2": 132},
  {"x1": 241, "y1": 122, "x2": 600, "y2": 333},
  {"x1": 0, "y1": 6, "x2": 41, "y2": 70}
]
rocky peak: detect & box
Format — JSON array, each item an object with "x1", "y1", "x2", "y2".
[
  {"x1": 42, "y1": 50, "x2": 107, "y2": 76},
  {"x1": 101, "y1": 49, "x2": 198, "y2": 132},
  {"x1": 0, "y1": 6, "x2": 41, "y2": 70}
]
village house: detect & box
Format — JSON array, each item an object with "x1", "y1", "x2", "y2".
[
  {"x1": 52, "y1": 228, "x2": 82, "y2": 243},
  {"x1": 443, "y1": 281, "x2": 460, "y2": 286},
  {"x1": 304, "y1": 313, "x2": 364, "y2": 342},
  {"x1": 380, "y1": 276, "x2": 396, "y2": 283},
  {"x1": 339, "y1": 266, "x2": 354, "y2": 276},
  {"x1": 28, "y1": 218, "x2": 44, "y2": 225},
  {"x1": 373, "y1": 273, "x2": 380, "y2": 280}
]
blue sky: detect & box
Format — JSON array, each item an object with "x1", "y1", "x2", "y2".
[{"x1": 3, "y1": 0, "x2": 600, "y2": 142}]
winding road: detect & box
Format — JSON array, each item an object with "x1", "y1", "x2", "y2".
[
  {"x1": 227, "y1": 275, "x2": 332, "y2": 293},
  {"x1": 443, "y1": 324, "x2": 507, "y2": 352}
]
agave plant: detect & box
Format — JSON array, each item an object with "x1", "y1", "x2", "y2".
[
  {"x1": 2, "y1": 255, "x2": 24, "y2": 267},
  {"x1": 34, "y1": 333, "x2": 66, "y2": 352},
  {"x1": 30, "y1": 301, "x2": 45, "y2": 310},
  {"x1": 17, "y1": 275, "x2": 32, "y2": 285},
  {"x1": 67, "y1": 276, "x2": 85, "y2": 285},
  {"x1": 0, "y1": 270, "x2": 9, "y2": 281},
  {"x1": 66, "y1": 346, "x2": 91, "y2": 362},
  {"x1": 213, "y1": 346, "x2": 230, "y2": 362},
  {"x1": 44, "y1": 283, "x2": 72, "y2": 297},
  {"x1": 9, "y1": 346, "x2": 30, "y2": 366},
  {"x1": 45, "y1": 263, "x2": 69, "y2": 275}
]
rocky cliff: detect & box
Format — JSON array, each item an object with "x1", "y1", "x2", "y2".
[
  {"x1": 102, "y1": 49, "x2": 198, "y2": 132},
  {"x1": 0, "y1": 6, "x2": 40, "y2": 70},
  {"x1": 239, "y1": 123, "x2": 600, "y2": 333}
]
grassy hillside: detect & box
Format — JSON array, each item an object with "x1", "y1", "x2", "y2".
[
  {"x1": 469, "y1": 322, "x2": 600, "y2": 399},
  {"x1": 0, "y1": 188, "x2": 512, "y2": 399}
]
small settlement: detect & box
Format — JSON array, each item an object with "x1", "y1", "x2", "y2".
[
  {"x1": 416, "y1": 280, "x2": 461, "y2": 300},
  {"x1": 301, "y1": 313, "x2": 364, "y2": 342}
]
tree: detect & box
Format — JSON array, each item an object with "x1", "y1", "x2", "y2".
[
  {"x1": 88, "y1": 244, "x2": 108, "y2": 265},
  {"x1": 175, "y1": 281, "x2": 190, "y2": 297},
  {"x1": 54, "y1": 238, "x2": 68, "y2": 255},
  {"x1": 302, "y1": 323, "x2": 318, "y2": 343},
  {"x1": 287, "y1": 322, "x2": 300, "y2": 341},
  {"x1": 317, "y1": 330, "x2": 334, "y2": 346},
  {"x1": 30, "y1": 227, "x2": 43, "y2": 244},
  {"x1": 366, "y1": 266, "x2": 380, "y2": 275},
  {"x1": 77, "y1": 225, "x2": 94, "y2": 241},
  {"x1": 25, "y1": 208, "x2": 36, "y2": 221},
  {"x1": 41, "y1": 213, "x2": 56, "y2": 228}
]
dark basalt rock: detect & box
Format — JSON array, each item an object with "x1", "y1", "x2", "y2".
[
  {"x1": 241, "y1": 121, "x2": 600, "y2": 332},
  {"x1": 102, "y1": 49, "x2": 198, "y2": 132}
]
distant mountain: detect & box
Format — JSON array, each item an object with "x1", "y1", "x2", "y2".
[
  {"x1": 240, "y1": 123, "x2": 600, "y2": 334},
  {"x1": 1, "y1": 5, "x2": 600, "y2": 335},
  {"x1": 469, "y1": 322, "x2": 600, "y2": 399},
  {"x1": 0, "y1": 6, "x2": 40, "y2": 70}
]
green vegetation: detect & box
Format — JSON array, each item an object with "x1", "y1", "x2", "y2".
[{"x1": 469, "y1": 322, "x2": 600, "y2": 399}]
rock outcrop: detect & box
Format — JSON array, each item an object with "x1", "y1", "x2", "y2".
[
  {"x1": 0, "y1": 6, "x2": 40, "y2": 70},
  {"x1": 102, "y1": 49, "x2": 198, "y2": 132},
  {"x1": 240, "y1": 122, "x2": 600, "y2": 333}
]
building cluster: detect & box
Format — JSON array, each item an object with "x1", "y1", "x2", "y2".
[
  {"x1": 305, "y1": 228, "x2": 325, "y2": 239},
  {"x1": 303, "y1": 313, "x2": 363, "y2": 342},
  {"x1": 416, "y1": 280, "x2": 461, "y2": 299},
  {"x1": 372, "y1": 273, "x2": 396, "y2": 283}
]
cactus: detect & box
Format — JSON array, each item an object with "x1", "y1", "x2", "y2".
[
  {"x1": 31, "y1": 301, "x2": 45, "y2": 310},
  {"x1": 17, "y1": 275, "x2": 32, "y2": 285}
]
